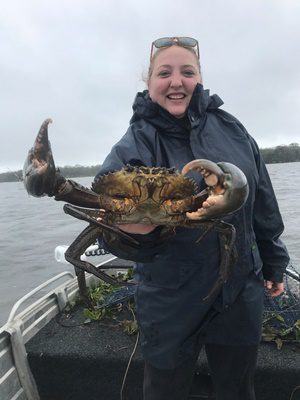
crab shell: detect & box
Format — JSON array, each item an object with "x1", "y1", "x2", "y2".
[
  {"x1": 92, "y1": 161, "x2": 248, "y2": 226},
  {"x1": 92, "y1": 166, "x2": 203, "y2": 225}
]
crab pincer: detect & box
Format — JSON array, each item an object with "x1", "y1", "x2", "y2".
[
  {"x1": 23, "y1": 118, "x2": 58, "y2": 197},
  {"x1": 182, "y1": 159, "x2": 249, "y2": 220}
]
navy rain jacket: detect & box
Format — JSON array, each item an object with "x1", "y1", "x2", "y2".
[{"x1": 96, "y1": 84, "x2": 290, "y2": 368}]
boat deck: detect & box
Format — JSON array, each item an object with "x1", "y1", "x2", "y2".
[
  {"x1": 25, "y1": 285, "x2": 300, "y2": 400},
  {"x1": 1, "y1": 255, "x2": 300, "y2": 400}
]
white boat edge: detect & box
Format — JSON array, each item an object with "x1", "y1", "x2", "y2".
[{"x1": 0, "y1": 247, "x2": 118, "y2": 400}]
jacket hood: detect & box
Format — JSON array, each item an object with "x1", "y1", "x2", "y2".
[{"x1": 130, "y1": 83, "x2": 224, "y2": 135}]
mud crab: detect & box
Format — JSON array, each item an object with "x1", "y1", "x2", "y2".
[{"x1": 23, "y1": 119, "x2": 249, "y2": 302}]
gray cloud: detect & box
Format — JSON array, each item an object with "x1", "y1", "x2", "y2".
[{"x1": 1, "y1": 0, "x2": 299, "y2": 172}]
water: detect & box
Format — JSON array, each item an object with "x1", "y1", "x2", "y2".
[{"x1": 0, "y1": 164, "x2": 299, "y2": 326}]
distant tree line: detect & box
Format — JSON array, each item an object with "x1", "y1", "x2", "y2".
[
  {"x1": 1, "y1": 143, "x2": 299, "y2": 183},
  {"x1": 57, "y1": 164, "x2": 101, "y2": 179},
  {"x1": 0, "y1": 164, "x2": 101, "y2": 183},
  {"x1": 260, "y1": 143, "x2": 300, "y2": 164}
]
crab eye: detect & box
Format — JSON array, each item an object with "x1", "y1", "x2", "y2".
[
  {"x1": 113, "y1": 193, "x2": 128, "y2": 199},
  {"x1": 170, "y1": 192, "x2": 185, "y2": 200}
]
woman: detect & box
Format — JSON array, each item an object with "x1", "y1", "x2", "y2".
[{"x1": 97, "y1": 37, "x2": 289, "y2": 400}]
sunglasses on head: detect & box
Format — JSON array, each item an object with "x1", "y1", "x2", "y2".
[{"x1": 150, "y1": 37, "x2": 199, "y2": 60}]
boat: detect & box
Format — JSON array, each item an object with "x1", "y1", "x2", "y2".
[{"x1": 1, "y1": 246, "x2": 300, "y2": 400}]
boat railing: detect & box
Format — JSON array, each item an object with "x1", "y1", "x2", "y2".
[
  {"x1": 0, "y1": 252, "x2": 117, "y2": 400},
  {"x1": 6, "y1": 271, "x2": 75, "y2": 325}
]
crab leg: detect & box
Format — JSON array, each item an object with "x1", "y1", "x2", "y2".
[
  {"x1": 65, "y1": 224, "x2": 136, "y2": 305},
  {"x1": 182, "y1": 159, "x2": 249, "y2": 220},
  {"x1": 201, "y1": 220, "x2": 237, "y2": 301},
  {"x1": 63, "y1": 204, "x2": 140, "y2": 245}
]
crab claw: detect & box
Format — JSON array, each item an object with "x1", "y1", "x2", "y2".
[
  {"x1": 23, "y1": 118, "x2": 57, "y2": 197},
  {"x1": 182, "y1": 159, "x2": 249, "y2": 220}
]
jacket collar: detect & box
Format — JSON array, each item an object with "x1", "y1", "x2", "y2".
[{"x1": 130, "y1": 83, "x2": 224, "y2": 135}]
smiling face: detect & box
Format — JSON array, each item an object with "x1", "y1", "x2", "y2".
[{"x1": 148, "y1": 45, "x2": 202, "y2": 118}]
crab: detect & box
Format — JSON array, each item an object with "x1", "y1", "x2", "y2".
[{"x1": 23, "y1": 119, "x2": 249, "y2": 303}]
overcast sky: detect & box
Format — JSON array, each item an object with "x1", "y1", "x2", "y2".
[{"x1": 1, "y1": 0, "x2": 299, "y2": 172}]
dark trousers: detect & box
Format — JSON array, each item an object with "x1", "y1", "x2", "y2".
[{"x1": 143, "y1": 344, "x2": 258, "y2": 400}]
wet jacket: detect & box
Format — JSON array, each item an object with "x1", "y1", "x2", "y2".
[{"x1": 96, "y1": 84, "x2": 290, "y2": 368}]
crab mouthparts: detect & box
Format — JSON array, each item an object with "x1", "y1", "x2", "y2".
[{"x1": 139, "y1": 216, "x2": 154, "y2": 224}]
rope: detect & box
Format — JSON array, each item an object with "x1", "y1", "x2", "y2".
[{"x1": 120, "y1": 305, "x2": 139, "y2": 400}]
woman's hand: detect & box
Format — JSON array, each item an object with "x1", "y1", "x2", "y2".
[
  {"x1": 118, "y1": 224, "x2": 157, "y2": 235},
  {"x1": 264, "y1": 280, "x2": 284, "y2": 297}
]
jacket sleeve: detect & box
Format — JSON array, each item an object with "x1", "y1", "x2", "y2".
[
  {"x1": 250, "y1": 138, "x2": 290, "y2": 282},
  {"x1": 95, "y1": 124, "x2": 171, "y2": 262}
]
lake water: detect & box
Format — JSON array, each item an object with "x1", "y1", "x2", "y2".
[{"x1": 0, "y1": 163, "x2": 299, "y2": 326}]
